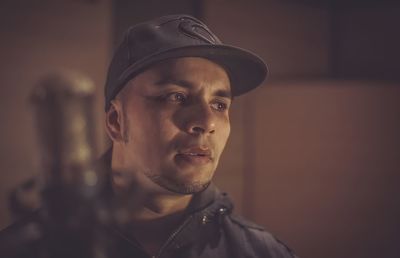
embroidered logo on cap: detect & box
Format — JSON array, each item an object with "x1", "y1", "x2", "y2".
[{"x1": 178, "y1": 17, "x2": 218, "y2": 44}]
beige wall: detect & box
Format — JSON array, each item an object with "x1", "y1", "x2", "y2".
[
  {"x1": 251, "y1": 80, "x2": 400, "y2": 258},
  {"x1": 0, "y1": 0, "x2": 112, "y2": 230}
]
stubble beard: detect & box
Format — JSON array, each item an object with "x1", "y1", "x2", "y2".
[{"x1": 143, "y1": 171, "x2": 211, "y2": 195}]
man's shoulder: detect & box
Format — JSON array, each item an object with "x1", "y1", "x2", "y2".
[
  {"x1": 223, "y1": 213, "x2": 298, "y2": 258},
  {"x1": 228, "y1": 213, "x2": 266, "y2": 230}
]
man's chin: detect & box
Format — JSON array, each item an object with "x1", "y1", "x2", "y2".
[
  {"x1": 146, "y1": 174, "x2": 211, "y2": 195},
  {"x1": 165, "y1": 181, "x2": 211, "y2": 195}
]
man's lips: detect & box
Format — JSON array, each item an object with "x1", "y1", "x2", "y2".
[
  {"x1": 178, "y1": 147, "x2": 212, "y2": 157},
  {"x1": 175, "y1": 147, "x2": 213, "y2": 165}
]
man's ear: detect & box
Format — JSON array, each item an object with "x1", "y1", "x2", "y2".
[{"x1": 105, "y1": 100, "x2": 125, "y2": 143}]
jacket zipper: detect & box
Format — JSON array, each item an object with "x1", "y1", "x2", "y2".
[{"x1": 154, "y1": 214, "x2": 193, "y2": 258}]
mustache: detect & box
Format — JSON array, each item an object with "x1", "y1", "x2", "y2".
[{"x1": 172, "y1": 136, "x2": 215, "y2": 156}]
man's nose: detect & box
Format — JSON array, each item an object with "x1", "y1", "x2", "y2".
[{"x1": 185, "y1": 103, "x2": 216, "y2": 135}]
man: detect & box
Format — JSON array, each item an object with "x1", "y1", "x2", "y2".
[
  {"x1": 101, "y1": 14, "x2": 297, "y2": 258},
  {"x1": 0, "y1": 14, "x2": 297, "y2": 258}
]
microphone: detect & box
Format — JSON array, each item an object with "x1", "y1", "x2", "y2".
[
  {"x1": 29, "y1": 70, "x2": 105, "y2": 258},
  {"x1": 31, "y1": 70, "x2": 99, "y2": 192}
]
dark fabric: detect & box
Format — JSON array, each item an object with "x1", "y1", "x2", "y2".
[
  {"x1": 0, "y1": 185, "x2": 297, "y2": 258},
  {"x1": 0, "y1": 150, "x2": 297, "y2": 257}
]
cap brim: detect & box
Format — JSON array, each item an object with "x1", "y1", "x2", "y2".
[{"x1": 114, "y1": 44, "x2": 268, "y2": 100}]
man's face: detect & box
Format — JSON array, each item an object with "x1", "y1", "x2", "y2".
[{"x1": 112, "y1": 57, "x2": 231, "y2": 194}]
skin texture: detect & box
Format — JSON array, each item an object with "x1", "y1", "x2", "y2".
[
  {"x1": 105, "y1": 58, "x2": 231, "y2": 241},
  {"x1": 105, "y1": 57, "x2": 231, "y2": 254}
]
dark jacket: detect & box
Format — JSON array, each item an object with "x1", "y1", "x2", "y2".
[
  {"x1": 0, "y1": 183, "x2": 297, "y2": 258},
  {"x1": 0, "y1": 149, "x2": 297, "y2": 258}
]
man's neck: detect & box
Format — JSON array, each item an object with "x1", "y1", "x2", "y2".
[
  {"x1": 110, "y1": 170, "x2": 193, "y2": 222},
  {"x1": 128, "y1": 192, "x2": 192, "y2": 221},
  {"x1": 111, "y1": 178, "x2": 193, "y2": 256}
]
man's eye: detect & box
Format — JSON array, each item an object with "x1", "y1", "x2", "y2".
[
  {"x1": 165, "y1": 92, "x2": 187, "y2": 103},
  {"x1": 211, "y1": 102, "x2": 228, "y2": 112}
]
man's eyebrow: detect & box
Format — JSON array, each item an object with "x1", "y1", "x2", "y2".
[
  {"x1": 155, "y1": 78, "x2": 232, "y2": 99},
  {"x1": 214, "y1": 89, "x2": 232, "y2": 99}
]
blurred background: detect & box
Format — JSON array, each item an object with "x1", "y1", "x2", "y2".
[{"x1": 0, "y1": 0, "x2": 399, "y2": 257}]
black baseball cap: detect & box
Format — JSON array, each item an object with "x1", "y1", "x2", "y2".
[{"x1": 104, "y1": 14, "x2": 268, "y2": 110}]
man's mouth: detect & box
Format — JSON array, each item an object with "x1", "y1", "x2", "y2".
[{"x1": 176, "y1": 147, "x2": 213, "y2": 165}]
